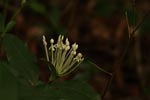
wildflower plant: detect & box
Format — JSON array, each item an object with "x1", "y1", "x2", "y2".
[{"x1": 43, "y1": 35, "x2": 84, "y2": 80}]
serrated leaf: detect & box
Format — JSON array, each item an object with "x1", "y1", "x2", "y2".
[
  {"x1": 3, "y1": 34, "x2": 39, "y2": 85},
  {"x1": 19, "y1": 80, "x2": 101, "y2": 100},
  {"x1": 0, "y1": 62, "x2": 18, "y2": 100}
]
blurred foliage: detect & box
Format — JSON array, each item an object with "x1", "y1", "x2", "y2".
[
  {"x1": 25, "y1": 0, "x2": 66, "y2": 35},
  {"x1": 4, "y1": 21, "x2": 16, "y2": 33},
  {"x1": 0, "y1": 14, "x2": 4, "y2": 33},
  {"x1": 0, "y1": 34, "x2": 101, "y2": 100},
  {"x1": 0, "y1": 1, "x2": 102, "y2": 100},
  {"x1": 96, "y1": 0, "x2": 119, "y2": 17},
  {"x1": 0, "y1": 61, "x2": 101, "y2": 100},
  {"x1": 0, "y1": 62, "x2": 18, "y2": 100},
  {"x1": 140, "y1": 17, "x2": 150, "y2": 34},
  {"x1": 19, "y1": 80, "x2": 100, "y2": 100},
  {"x1": 3, "y1": 34, "x2": 39, "y2": 85},
  {"x1": 0, "y1": 0, "x2": 150, "y2": 99},
  {"x1": 28, "y1": 1, "x2": 47, "y2": 15}
]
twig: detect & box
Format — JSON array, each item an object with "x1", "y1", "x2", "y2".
[
  {"x1": 132, "y1": 0, "x2": 136, "y2": 30},
  {"x1": 101, "y1": 73, "x2": 114, "y2": 100},
  {"x1": 1, "y1": 0, "x2": 25, "y2": 37},
  {"x1": 131, "y1": 12, "x2": 149, "y2": 37},
  {"x1": 119, "y1": 12, "x2": 149, "y2": 63},
  {"x1": 86, "y1": 59, "x2": 112, "y2": 76},
  {"x1": 125, "y1": 12, "x2": 131, "y2": 38},
  {"x1": 86, "y1": 59, "x2": 113, "y2": 100}
]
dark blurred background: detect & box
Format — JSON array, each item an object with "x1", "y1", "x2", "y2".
[{"x1": 0, "y1": 0, "x2": 150, "y2": 100}]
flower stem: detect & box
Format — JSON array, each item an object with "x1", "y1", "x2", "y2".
[{"x1": 48, "y1": 63, "x2": 58, "y2": 81}]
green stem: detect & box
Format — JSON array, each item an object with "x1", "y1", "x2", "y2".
[
  {"x1": 1, "y1": 1, "x2": 25, "y2": 37},
  {"x1": 48, "y1": 63, "x2": 58, "y2": 81}
]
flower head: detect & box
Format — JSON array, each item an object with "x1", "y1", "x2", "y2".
[{"x1": 43, "y1": 35, "x2": 84, "y2": 77}]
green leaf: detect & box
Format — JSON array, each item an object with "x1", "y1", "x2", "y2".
[
  {"x1": 3, "y1": 34, "x2": 39, "y2": 85},
  {"x1": 19, "y1": 80, "x2": 101, "y2": 100},
  {"x1": 49, "y1": 80, "x2": 101, "y2": 100},
  {"x1": 28, "y1": 2, "x2": 47, "y2": 15},
  {"x1": 0, "y1": 62, "x2": 18, "y2": 100},
  {"x1": 73, "y1": 62, "x2": 93, "y2": 81},
  {"x1": 4, "y1": 21, "x2": 15, "y2": 33}
]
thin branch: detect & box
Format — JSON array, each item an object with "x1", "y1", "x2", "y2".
[
  {"x1": 86, "y1": 59, "x2": 112, "y2": 76},
  {"x1": 101, "y1": 74, "x2": 114, "y2": 100},
  {"x1": 125, "y1": 12, "x2": 131, "y2": 38},
  {"x1": 1, "y1": 1, "x2": 25, "y2": 37},
  {"x1": 117, "y1": 12, "x2": 132, "y2": 62},
  {"x1": 119, "y1": 12, "x2": 149, "y2": 63},
  {"x1": 132, "y1": 0, "x2": 136, "y2": 30},
  {"x1": 131, "y1": 12, "x2": 149, "y2": 37},
  {"x1": 86, "y1": 59, "x2": 113, "y2": 100}
]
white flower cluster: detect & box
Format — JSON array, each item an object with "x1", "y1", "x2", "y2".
[{"x1": 43, "y1": 35, "x2": 84, "y2": 76}]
